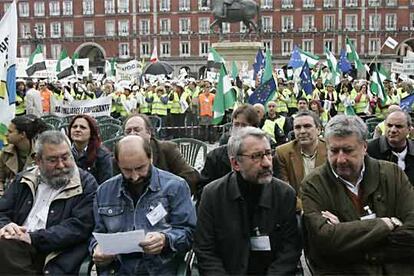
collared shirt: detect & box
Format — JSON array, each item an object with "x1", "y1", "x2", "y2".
[
  {"x1": 301, "y1": 150, "x2": 317, "y2": 177},
  {"x1": 331, "y1": 162, "x2": 365, "y2": 196},
  {"x1": 23, "y1": 181, "x2": 63, "y2": 232}
]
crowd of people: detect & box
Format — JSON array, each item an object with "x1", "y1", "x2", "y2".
[{"x1": 0, "y1": 72, "x2": 414, "y2": 275}]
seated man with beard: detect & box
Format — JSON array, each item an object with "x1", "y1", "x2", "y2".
[
  {"x1": 0, "y1": 131, "x2": 98, "y2": 274},
  {"x1": 90, "y1": 136, "x2": 196, "y2": 275}
]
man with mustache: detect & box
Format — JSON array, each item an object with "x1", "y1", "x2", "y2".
[
  {"x1": 275, "y1": 110, "x2": 327, "y2": 210},
  {"x1": 90, "y1": 135, "x2": 196, "y2": 275},
  {"x1": 0, "y1": 131, "x2": 97, "y2": 274},
  {"x1": 195, "y1": 127, "x2": 302, "y2": 275},
  {"x1": 302, "y1": 115, "x2": 414, "y2": 274}
]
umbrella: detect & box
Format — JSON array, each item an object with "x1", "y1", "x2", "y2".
[{"x1": 143, "y1": 61, "x2": 174, "y2": 75}]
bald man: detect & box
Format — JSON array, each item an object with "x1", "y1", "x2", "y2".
[{"x1": 89, "y1": 136, "x2": 196, "y2": 275}]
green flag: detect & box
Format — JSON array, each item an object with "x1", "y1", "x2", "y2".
[
  {"x1": 370, "y1": 64, "x2": 388, "y2": 105},
  {"x1": 262, "y1": 48, "x2": 273, "y2": 83},
  {"x1": 346, "y1": 37, "x2": 365, "y2": 72},
  {"x1": 324, "y1": 47, "x2": 341, "y2": 85},
  {"x1": 231, "y1": 61, "x2": 238, "y2": 80},
  {"x1": 298, "y1": 48, "x2": 320, "y2": 68},
  {"x1": 212, "y1": 64, "x2": 235, "y2": 124}
]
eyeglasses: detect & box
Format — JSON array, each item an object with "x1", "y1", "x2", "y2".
[
  {"x1": 43, "y1": 153, "x2": 73, "y2": 165},
  {"x1": 238, "y1": 149, "x2": 275, "y2": 162}
]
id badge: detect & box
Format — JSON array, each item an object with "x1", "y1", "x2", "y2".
[
  {"x1": 250, "y1": 236, "x2": 271, "y2": 251},
  {"x1": 146, "y1": 202, "x2": 168, "y2": 226}
]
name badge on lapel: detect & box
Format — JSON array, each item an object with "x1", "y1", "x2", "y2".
[
  {"x1": 146, "y1": 202, "x2": 168, "y2": 226},
  {"x1": 250, "y1": 227, "x2": 271, "y2": 251}
]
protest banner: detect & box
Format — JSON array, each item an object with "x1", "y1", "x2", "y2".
[
  {"x1": 51, "y1": 96, "x2": 112, "y2": 117},
  {"x1": 116, "y1": 60, "x2": 142, "y2": 81}
]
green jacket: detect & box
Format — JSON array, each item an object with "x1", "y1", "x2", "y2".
[{"x1": 302, "y1": 156, "x2": 414, "y2": 275}]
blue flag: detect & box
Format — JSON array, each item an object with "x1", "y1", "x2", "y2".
[
  {"x1": 300, "y1": 60, "x2": 313, "y2": 95},
  {"x1": 248, "y1": 77, "x2": 277, "y2": 105},
  {"x1": 339, "y1": 48, "x2": 352, "y2": 74},
  {"x1": 400, "y1": 93, "x2": 414, "y2": 112},
  {"x1": 253, "y1": 49, "x2": 264, "y2": 83},
  {"x1": 288, "y1": 45, "x2": 304, "y2": 69}
]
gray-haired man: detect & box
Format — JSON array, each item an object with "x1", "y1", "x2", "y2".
[{"x1": 302, "y1": 115, "x2": 414, "y2": 274}]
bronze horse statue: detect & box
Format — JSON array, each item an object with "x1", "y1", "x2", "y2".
[{"x1": 202, "y1": 0, "x2": 261, "y2": 40}]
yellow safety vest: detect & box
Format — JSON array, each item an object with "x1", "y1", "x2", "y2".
[
  {"x1": 15, "y1": 95, "x2": 25, "y2": 115},
  {"x1": 262, "y1": 117, "x2": 286, "y2": 140},
  {"x1": 354, "y1": 94, "x2": 369, "y2": 114},
  {"x1": 151, "y1": 94, "x2": 168, "y2": 116}
]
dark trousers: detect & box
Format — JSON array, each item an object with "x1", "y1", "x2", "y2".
[{"x1": 0, "y1": 239, "x2": 45, "y2": 275}]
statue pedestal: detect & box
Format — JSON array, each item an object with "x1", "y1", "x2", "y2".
[{"x1": 212, "y1": 41, "x2": 262, "y2": 71}]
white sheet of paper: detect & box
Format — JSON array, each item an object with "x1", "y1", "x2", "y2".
[
  {"x1": 93, "y1": 230, "x2": 145, "y2": 254},
  {"x1": 250, "y1": 236, "x2": 271, "y2": 251}
]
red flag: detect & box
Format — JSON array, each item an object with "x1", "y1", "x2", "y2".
[{"x1": 150, "y1": 45, "x2": 158, "y2": 63}]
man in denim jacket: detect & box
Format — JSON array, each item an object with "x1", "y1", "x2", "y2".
[{"x1": 89, "y1": 136, "x2": 196, "y2": 275}]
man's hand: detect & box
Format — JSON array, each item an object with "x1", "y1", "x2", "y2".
[
  {"x1": 92, "y1": 244, "x2": 116, "y2": 267},
  {"x1": 321, "y1": 211, "x2": 340, "y2": 225},
  {"x1": 0, "y1": 223, "x2": 26, "y2": 239},
  {"x1": 139, "y1": 232, "x2": 166, "y2": 255}
]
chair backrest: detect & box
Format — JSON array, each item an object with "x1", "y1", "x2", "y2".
[
  {"x1": 41, "y1": 116, "x2": 63, "y2": 130},
  {"x1": 98, "y1": 117, "x2": 121, "y2": 126},
  {"x1": 102, "y1": 135, "x2": 124, "y2": 152},
  {"x1": 171, "y1": 138, "x2": 207, "y2": 170},
  {"x1": 99, "y1": 123, "x2": 123, "y2": 142},
  {"x1": 58, "y1": 123, "x2": 70, "y2": 135},
  {"x1": 148, "y1": 115, "x2": 162, "y2": 138}
]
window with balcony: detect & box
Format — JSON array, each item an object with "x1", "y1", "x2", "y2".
[
  {"x1": 262, "y1": 16, "x2": 272, "y2": 32},
  {"x1": 324, "y1": 39, "x2": 334, "y2": 52},
  {"x1": 140, "y1": 20, "x2": 150, "y2": 35},
  {"x1": 20, "y1": 23, "x2": 31, "y2": 38},
  {"x1": 160, "y1": 19, "x2": 171, "y2": 34},
  {"x1": 105, "y1": 0, "x2": 115, "y2": 14},
  {"x1": 200, "y1": 41, "x2": 209, "y2": 56},
  {"x1": 34, "y1": 2, "x2": 45, "y2": 16},
  {"x1": 51, "y1": 44, "x2": 61, "y2": 59},
  {"x1": 118, "y1": 20, "x2": 129, "y2": 36},
  {"x1": 83, "y1": 0, "x2": 94, "y2": 15},
  {"x1": 369, "y1": 39, "x2": 380, "y2": 55},
  {"x1": 160, "y1": 0, "x2": 170, "y2": 12},
  {"x1": 324, "y1": 15, "x2": 335, "y2": 31},
  {"x1": 120, "y1": 43, "x2": 130, "y2": 58},
  {"x1": 323, "y1": 0, "x2": 335, "y2": 8},
  {"x1": 19, "y1": 2, "x2": 29, "y2": 17},
  {"x1": 345, "y1": 14, "x2": 358, "y2": 31},
  {"x1": 281, "y1": 39, "x2": 293, "y2": 56},
  {"x1": 105, "y1": 20, "x2": 115, "y2": 36},
  {"x1": 34, "y1": 23, "x2": 45, "y2": 38},
  {"x1": 140, "y1": 42, "x2": 150, "y2": 56},
  {"x1": 368, "y1": 0, "x2": 380, "y2": 6},
  {"x1": 63, "y1": 22, "x2": 73, "y2": 37},
  {"x1": 345, "y1": 0, "x2": 358, "y2": 7},
  {"x1": 222, "y1": 22, "x2": 230, "y2": 33},
  {"x1": 50, "y1": 1, "x2": 60, "y2": 16},
  {"x1": 50, "y1": 22, "x2": 61, "y2": 38},
  {"x1": 303, "y1": 0, "x2": 315, "y2": 8},
  {"x1": 302, "y1": 15, "x2": 315, "y2": 31},
  {"x1": 161, "y1": 42, "x2": 171, "y2": 57},
  {"x1": 303, "y1": 40, "x2": 314, "y2": 52},
  {"x1": 118, "y1": 0, "x2": 129, "y2": 13},
  {"x1": 281, "y1": 0, "x2": 293, "y2": 8},
  {"x1": 263, "y1": 40, "x2": 272, "y2": 51},
  {"x1": 199, "y1": 18, "x2": 209, "y2": 34},
  {"x1": 20, "y1": 45, "x2": 31, "y2": 58},
  {"x1": 385, "y1": 14, "x2": 396, "y2": 30},
  {"x1": 139, "y1": 0, "x2": 150, "y2": 12},
  {"x1": 369, "y1": 14, "x2": 380, "y2": 31},
  {"x1": 84, "y1": 21, "x2": 94, "y2": 37},
  {"x1": 198, "y1": 0, "x2": 210, "y2": 10},
  {"x1": 179, "y1": 18, "x2": 190, "y2": 34},
  {"x1": 180, "y1": 41, "x2": 190, "y2": 56},
  {"x1": 63, "y1": 1, "x2": 73, "y2": 15},
  {"x1": 282, "y1": 15, "x2": 293, "y2": 31},
  {"x1": 261, "y1": 0, "x2": 273, "y2": 9},
  {"x1": 179, "y1": 0, "x2": 190, "y2": 11},
  {"x1": 386, "y1": 0, "x2": 397, "y2": 6}
]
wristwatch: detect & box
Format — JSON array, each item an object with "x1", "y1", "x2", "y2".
[{"x1": 390, "y1": 217, "x2": 403, "y2": 229}]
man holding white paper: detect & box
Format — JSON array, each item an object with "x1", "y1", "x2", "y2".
[{"x1": 89, "y1": 136, "x2": 196, "y2": 275}]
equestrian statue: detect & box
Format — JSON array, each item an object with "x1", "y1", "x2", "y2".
[{"x1": 202, "y1": 0, "x2": 261, "y2": 40}]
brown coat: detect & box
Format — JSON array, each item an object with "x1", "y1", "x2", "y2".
[
  {"x1": 0, "y1": 144, "x2": 35, "y2": 193},
  {"x1": 275, "y1": 138, "x2": 327, "y2": 196},
  {"x1": 150, "y1": 138, "x2": 200, "y2": 193}
]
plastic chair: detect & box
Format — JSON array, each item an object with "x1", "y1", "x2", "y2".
[
  {"x1": 103, "y1": 135, "x2": 124, "y2": 152},
  {"x1": 98, "y1": 117, "x2": 122, "y2": 126},
  {"x1": 58, "y1": 123, "x2": 70, "y2": 135},
  {"x1": 171, "y1": 138, "x2": 207, "y2": 170},
  {"x1": 365, "y1": 117, "x2": 382, "y2": 138},
  {"x1": 99, "y1": 123, "x2": 123, "y2": 142},
  {"x1": 41, "y1": 115, "x2": 63, "y2": 130}
]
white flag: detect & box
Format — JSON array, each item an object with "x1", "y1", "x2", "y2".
[
  {"x1": 150, "y1": 45, "x2": 158, "y2": 63},
  {"x1": 384, "y1": 37, "x2": 398, "y2": 49}
]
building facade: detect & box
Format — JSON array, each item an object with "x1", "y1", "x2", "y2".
[{"x1": 1, "y1": 0, "x2": 413, "y2": 76}]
